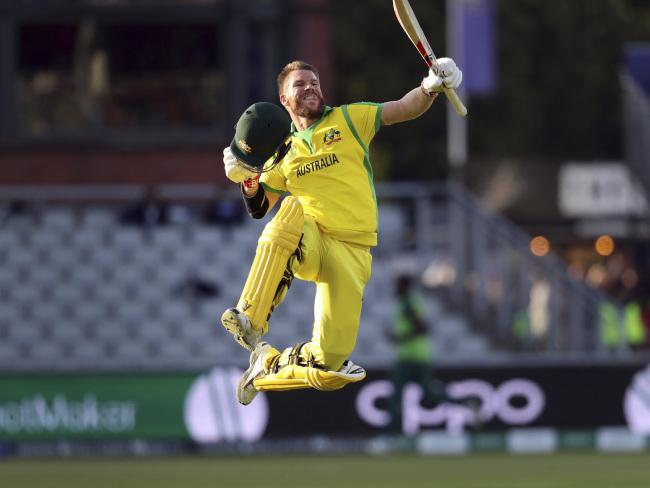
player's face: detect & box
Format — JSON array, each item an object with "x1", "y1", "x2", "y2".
[{"x1": 282, "y1": 70, "x2": 325, "y2": 119}]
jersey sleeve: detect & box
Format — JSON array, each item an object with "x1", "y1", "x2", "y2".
[
  {"x1": 343, "y1": 102, "x2": 383, "y2": 147},
  {"x1": 260, "y1": 162, "x2": 287, "y2": 194}
]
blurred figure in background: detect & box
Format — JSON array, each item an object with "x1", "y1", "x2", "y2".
[
  {"x1": 120, "y1": 185, "x2": 169, "y2": 232},
  {"x1": 512, "y1": 271, "x2": 551, "y2": 351},
  {"x1": 596, "y1": 252, "x2": 648, "y2": 350},
  {"x1": 203, "y1": 194, "x2": 245, "y2": 227},
  {"x1": 385, "y1": 271, "x2": 476, "y2": 434}
]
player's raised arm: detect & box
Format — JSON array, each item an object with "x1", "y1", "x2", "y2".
[{"x1": 380, "y1": 57, "x2": 462, "y2": 126}]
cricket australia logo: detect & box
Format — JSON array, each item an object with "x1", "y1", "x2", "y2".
[
  {"x1": 185, "y1": 367, "x2": 269, "y2": 442},
  {"x1": 624, "y1": 363, "x2": 650, "y2": 435},
  {"x1": 323, "y1": 128, "x2": 342, "y2": 145}
]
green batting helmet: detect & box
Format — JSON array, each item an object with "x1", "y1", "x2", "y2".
[{"x1": 230, "y1": 102, "x2": 292, "y2": 173}]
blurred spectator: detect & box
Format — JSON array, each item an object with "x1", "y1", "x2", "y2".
[
  {"x1": 165, "y1": 204, "x2": 195, "y2": 225},
  {"x1": 512, "y1": 272, "x2": 551, "y2": 351},
  {"x1": 204, "y1": 196, "x2": 245, "y2": 226},
  {"x1": 591, "y1": 251, "x2": 649, "y2": 350},
  {"x1": 639, "y1": 279, "x2": 650, "y2": 348},
  {"x1": 120, "y1": 186, "x2": 169, "y2": 231},
  {"x1": 567, "y1": 259, "x2": 588, "y2": 282},
  {"x1": 624, "y1": 298, "x2": 647, "y2": 350},
  {"x1": 528, "y1": 274, "x2": 551, "y2": 340},
  {"x1": 175, "y1": 275, "x2": 220, "y2": 300},
  {"x1": 421, "y1": 258, "x2": 456, "y2": 288},
  {"x1": 600, "y1": 301, "x2": 624, "y2": 349},
  {"x1": 600, "y1": 298, "x2": 646, "y2": 351},
  {"x1": 385, "y1": 271, "x2": 476, "y2": 434},
  {"x1": 0, "y1": 201, "x2": 38, "y2": 226}
]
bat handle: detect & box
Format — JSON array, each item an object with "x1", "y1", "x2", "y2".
[{"x1": 442, "y1": 86, "x2": 468, "y2": 117}]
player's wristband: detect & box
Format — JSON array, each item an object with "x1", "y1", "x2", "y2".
[
  {"x1": 241, "y1": 184, "x2": 269, "y2": 219},
  {"x1": 242, "y1": 175, "x2": 260, "y2": 193}
]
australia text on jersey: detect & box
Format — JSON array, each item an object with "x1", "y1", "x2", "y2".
[{"x1": 296, "y1": 154, "x2": 340, "y2": 178}]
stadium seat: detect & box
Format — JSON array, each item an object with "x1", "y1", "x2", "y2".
[
  {"x1": 0, "y1": 199, "x2": 500, "y2": 373},
  {"x1": 68, "y1": 342, "x2": 109, "y2": 365},
  {"x1": 0, "y1": 228, "x2": 22, "y2": 250},
  {"x1": 42, "y1": 207, "x2": 76, "y2": 231},
  {"x1": 81, "y1": 206, "x2": 117, "y2": 228},
  {"x1": 7, "y1": 320, "x2": 42, "y2": 343},
  {"x1": 0, "y1": 304, "x2": 19, "y2": 323},
  {"x1": 25, "y1": 341, "x2": 64, "y2": 362},
  {"x1": 70, "y1": 227, "x2": 105, "y2": 251},
  {"x1": 28, "y1": 228, "x2": 64, "y2": 252},
  {"x1": 0, "y1": 342, "x2": 22, "y2": 363},
  {"x1": 112, "y1": 227, "x2": 146, "y2": 253},
  {"x1": 87, "y1": 246, "x2": 122, "y2": 271},
  {"x1": 113, "y1": 341, "x2": 148, "y2": 364}
]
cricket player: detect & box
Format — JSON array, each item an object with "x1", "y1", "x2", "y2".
[{"x1": 221, "y1": 59, "x2": 462, "y2": 405}]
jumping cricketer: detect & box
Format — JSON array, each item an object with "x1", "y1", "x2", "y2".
[{"x1": 220, "y1": 59, "x2": 462, "y2": 405}]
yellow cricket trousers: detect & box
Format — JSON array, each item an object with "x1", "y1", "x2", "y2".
[{"x1": 286, "y1": 215, "x2": 372, "y2": 371}]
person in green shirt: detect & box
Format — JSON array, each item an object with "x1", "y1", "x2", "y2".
[{"x1": 386, "y1": 272, "x2": 477, "y2": 434}]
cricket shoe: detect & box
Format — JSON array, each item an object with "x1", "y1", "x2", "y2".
[
  {"x1": 221, "y1": 308, "x2": 262, "y2": 351},
  {"x1": 237, "y1": 342, "x2": 272, "y2": 405},
  {"x1": 338, "y1": 360, "x2": 366, "y2": 377}
]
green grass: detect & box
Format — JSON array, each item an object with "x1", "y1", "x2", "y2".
[{"x1": 1, "y1": 453, "x2": 649, "y2": 488}]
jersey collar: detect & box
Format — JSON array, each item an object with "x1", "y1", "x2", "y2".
[{"x1": 290, "y1": 105, "x2": 333, "y2": 136}]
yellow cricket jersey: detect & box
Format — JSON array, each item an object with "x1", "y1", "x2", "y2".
[{"x1": 260, "y1": 103, "x2": 382, "y2": 247}]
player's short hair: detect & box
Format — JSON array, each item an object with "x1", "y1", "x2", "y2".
[{"x1": 277, "y1": 60, "x2": 320, "y2": 95}]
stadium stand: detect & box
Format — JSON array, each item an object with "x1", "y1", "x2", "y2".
[{"x1": 0, "y1": 182, "x2": 638, "y2": 373}]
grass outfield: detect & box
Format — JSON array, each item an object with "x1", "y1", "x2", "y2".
[{"x1": 1, "y1": 453, "x2": 650, "y2": 488}]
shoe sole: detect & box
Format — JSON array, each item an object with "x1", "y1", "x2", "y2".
[
  {"x1": 237, "y1": 344, "x2": 268, "y2": 405},
  {"x1": 221, "y1": 309, "x2": 253, "y2": 351}
]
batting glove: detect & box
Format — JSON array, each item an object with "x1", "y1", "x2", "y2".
[
  {"x1": 242, "y1": 174, "x2": 261, "y2": 195},
  {"x1": 421, "y1": 57, "x2": 463, "y2": 95},
  {"x1": 223, "y1": 146, "x2": 258, "y2": 183}
]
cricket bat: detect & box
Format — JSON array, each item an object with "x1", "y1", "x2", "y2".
[{"x1": 393, "y1": 0, "x2": 468, "y2": 117}]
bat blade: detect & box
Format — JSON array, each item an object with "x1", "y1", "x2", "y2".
[
  {"x1": 392, "y1": 0, "x2": 437, "y2": 71},
  {"x1": 393, "y1": 0, "x2": 467, "y2": 117}
]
